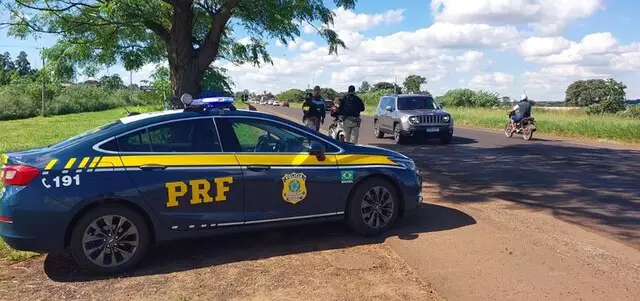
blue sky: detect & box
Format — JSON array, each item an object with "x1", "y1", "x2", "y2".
[{"x1": 2, "y1": 0, "x2": 639, "y2": 101}]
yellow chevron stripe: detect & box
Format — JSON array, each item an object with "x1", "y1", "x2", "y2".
[
  {"x1": 64, "y1": 158, "x2": 77, "y2": 169},
  {"x1": 77, "y1": 157, "x2": 90, "y2": 169},
  {"x1": 97, "y1": 156, "x2": 124, "y2": 168},
  {"x1": 88, "y1": 157, "x2": 101, "y2": 168},
  {"x1": 45, "y1": 159, "x2": 58, "y2": 170},
  {"x1": 1, "y1": 154, "x2": 7, "y2": 165}
]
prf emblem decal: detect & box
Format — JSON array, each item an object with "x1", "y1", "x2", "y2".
[
  {"x1": 340, "y1": 170, "x2": 354, "y2": 183},
  {"x1": 282, "y1": 172, "x2": 307, "y2": 204}
]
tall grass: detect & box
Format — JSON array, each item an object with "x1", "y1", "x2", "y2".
[{"x1": 447, "y1": 107, "x2": 640, "y2": 143}]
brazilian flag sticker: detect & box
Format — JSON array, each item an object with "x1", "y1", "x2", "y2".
[{"x1": 340, "y1": 170, "x2": 354, "y2": 183}]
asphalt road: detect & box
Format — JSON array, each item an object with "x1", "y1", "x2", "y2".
[{"x1": 258, "y1": 104, "x2": 640, "y2": 248}]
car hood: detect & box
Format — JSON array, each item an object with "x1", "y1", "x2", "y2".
[
  {"x1": 343, "y1": 144, "x2": 410, "y2": 160},
  {"x1": 399, "y1": 109, "x2": 449, "y2": 116}
]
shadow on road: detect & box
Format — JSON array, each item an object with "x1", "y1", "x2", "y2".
[
  {"x1": 374, "y1": 141, "x2": 640, "y2": 247},
  {"x1": 43, "y1": 203, "x2": 475, "y2": 282},
  {"x1": 378, "y1": 136, "x2": 478, "y2": 145}
]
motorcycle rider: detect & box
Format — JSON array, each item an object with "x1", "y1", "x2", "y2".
[
  {"x1": 337, "y1": 85, "x2": 365, "y2": 144},
  {"x1": 507, "y1": 94, "x2": 532, "y2": 133},
  {"x1": 302, "y1": 86, "x2": 326, "y2": 131}
]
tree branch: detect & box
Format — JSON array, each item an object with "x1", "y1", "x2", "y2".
[
  {"x1": 143, "y1": 20, "x2": 170, "y2": 44},
  {"x1": 196, "y1": 0, "x2": 242, "y2": 69},
  {"x1": 15, "y1": 0, "x2": 97, "y2": 12}
]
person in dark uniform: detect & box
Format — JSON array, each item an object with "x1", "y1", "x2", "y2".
[
  {"x1": 337, "y1": 85, "x2": 365, "y2": 144},
  {"x1": 302, "y1": 86, "x2": 326, "y2": 131}
]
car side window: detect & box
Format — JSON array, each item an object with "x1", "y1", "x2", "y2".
[
  {"x1": 118, "y1": 118, "x2": 221, "y2": 153},
  {"x1": 225, "y1": 118, "x2": 338, "y2": 153},
  {"x1": 379, "y1": 97, "x2": 387, "y2": 109},
  {"x1": 389, "y1": 98, "x2": 396, "y2": 110}
]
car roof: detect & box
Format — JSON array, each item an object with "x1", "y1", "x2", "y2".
[{"x1": 384, "y1": 93, "x2": 433, "y2": 98}]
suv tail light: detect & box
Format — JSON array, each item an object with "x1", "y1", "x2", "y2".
[{"x1": 1, "y1": 165, "x2": 40, "y2": 186}]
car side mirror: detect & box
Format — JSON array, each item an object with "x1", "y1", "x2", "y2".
[
  {"x1": 309, "y1": 141, "x2": 326, "y2": 161},
  {"x1": 385, "y1": 106, "x2": 392, "y2": 112},
  {"x1": 439, "y1": 104, "x2": 445, "y2": 108}
]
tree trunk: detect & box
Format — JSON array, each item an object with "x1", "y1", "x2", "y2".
[{"x1": 169, "y1": 60, "x2": 205, "y2": 108}]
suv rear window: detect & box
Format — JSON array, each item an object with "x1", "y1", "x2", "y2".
[{"x1": 397, "y1": 96, "x2": 437, "y2": 110}]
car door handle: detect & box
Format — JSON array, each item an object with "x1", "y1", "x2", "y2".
[
  {"x1": 246, "y1": 165, "x2": 271, "y2": 171},
  {"x1": 139, "y1": 164, "x2": 167, "y2": 171}
]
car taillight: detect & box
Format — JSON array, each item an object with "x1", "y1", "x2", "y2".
[{"x1": 1, "y1": 165, "x2": 40, "y2": 186}]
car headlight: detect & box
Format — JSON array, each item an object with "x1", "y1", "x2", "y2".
[
  {"x1": 390, "y1": 157, "x2": 416, "y2": 170},
  {"x1": 400, "y1": 115, "x2": 409, "y2": 122},
  {"x1": 408, "y1": 116, "x2": 418, "y2": 124},
  {"x1": 443, "y1": 115, "x2": 450, "y2": 122}
]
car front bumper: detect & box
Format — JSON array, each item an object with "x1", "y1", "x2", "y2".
[{"x1": 401, "y1": 123, "x2": 454, "y2": 137}]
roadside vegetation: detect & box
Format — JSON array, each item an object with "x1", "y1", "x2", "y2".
[{"x1": 270, "y1": 77, "x2": 640, "y2": 144}]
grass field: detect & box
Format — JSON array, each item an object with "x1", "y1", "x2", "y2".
[{"x1": 446, "y1": 107, "x2": 640, "y2": 144}]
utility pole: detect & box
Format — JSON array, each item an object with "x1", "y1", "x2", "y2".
[{"x1": 41, "y1": 57, "x2": 45, "y2": 116}]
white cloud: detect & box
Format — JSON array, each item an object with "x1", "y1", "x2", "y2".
[
  {"x1": 470, "y1": 72, "x2": 515, "y2": 91},
  {"x1": 331, "y1": 8, "x2": 405, "y2": 32},
  {"x1": 303, "y1": 23, "x2": 316, "y2": 34},
  {"x1": 518, "y1": 36, "x2": 572, "y2": 57},
  {"x1": 520, "y1": 32, "x2": 621, "y2": 65},
  {"x1": 238, "y1": 37, "x2": 252, "y2": 45},
  {"x1": 431, "y1": 0, "x2": 604, "y2": 35},
  {"x1": 287, "y1": 38, "x2": 318, "y2": 53},
  {"x1": 456, "y1": 51, "x2": 484, "y2": 71}
]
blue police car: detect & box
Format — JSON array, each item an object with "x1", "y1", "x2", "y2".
[{"x1": 0, "y1": 95, "x2": 421, "y2": 274}]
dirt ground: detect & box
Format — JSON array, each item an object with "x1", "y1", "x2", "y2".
[{"x1": 0, "y1": 223, "x2": 440, "y2": 301}]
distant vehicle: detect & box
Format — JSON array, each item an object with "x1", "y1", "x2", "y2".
[
  {"x1": 282, "y1": 102, "x2": 290, "y2": 107},
  {"x1": 260, "y1": 100, "x2": 267, "y2": 105},
  {"x1": 373, "y1": 94, "x2": 454, "y2": 144},
  {"x1": 267, "y1": 100, "x2": 274, "y2": 105},
  {"x1": 505, "y1": 112, "x2": 536, "y2": 140},
  {"x1": 274, "y1": 101, "x2": 281, "y2": 106}
]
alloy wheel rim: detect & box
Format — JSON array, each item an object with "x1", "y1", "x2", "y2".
[
  {"x1": 361, "y1": 186, "x2": 394, "y2": 228},
  {"x1": 82, "y1": 215, "x2": 140, "y2": 268}
]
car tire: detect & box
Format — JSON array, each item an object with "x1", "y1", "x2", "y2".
[
  {"x1": 69, "y1": 204, "x2": 150, "y2": 275},
  {"x1": 393, "y1": 124, "x2": 407, "y2": 144},
  {"x1": 440, "y1": 133, "x2": 453, "y2": 144},
  {"x1": 374, "y1": 120, "x2": 384, "y2": 138},
  {"x1": 346, "y1": 178, "x2": 400, "y2": 236}
]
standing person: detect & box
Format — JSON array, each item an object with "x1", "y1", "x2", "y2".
[
  {"x1": 302, "y1": 86, "x2": 326, "y2": 131},
  {"x1": 338, "y1": 85, "x2": 365, "y2": 144}
]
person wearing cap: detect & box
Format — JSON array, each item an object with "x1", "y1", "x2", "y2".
[
  {"x1": 301, "y1": 86, "x2": 326, "y2": 131},
  {"x1": 507, "y1": 94, "x2": 532, "y2": 133},
  {"x1": 337, "y1": 85, "x2": 365, "y2": 144}
]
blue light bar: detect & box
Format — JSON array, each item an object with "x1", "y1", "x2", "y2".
[{"x1": 190, "y1": 96, "x2": 235, "y2": 110}]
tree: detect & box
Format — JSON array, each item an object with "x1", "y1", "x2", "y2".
[
  {"x1": 403, "y1": 75, "x2": 426, "y2": 94},
  {"x1": 6, "y1": 1, "x2": 355, "y2": 108},
  {"x1": 99, "y1": 74, "x2": 125, "y2": 90},
  {"x1": 276, "y1": 88, "x2": 305, "y2": 102},
  {"x1": 358, "y1": 81, "x2": 370, "y2": 93},
  {"x1": 565, "y1": 78, "x2": 627, "y2": 114},
  {"x1": 372, "y1": 81, "x2": 401, "y2": 93},
  {"x1": 14, "y1": 51, "x2": 32, "y2": 76},
  {"x1": 321, "y1": 87, "x2": 339, "y2": 101},
  {"x1": 0, "y1": 52, "x2": 16, "y2": 71}
]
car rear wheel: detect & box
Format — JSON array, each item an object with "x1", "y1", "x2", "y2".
[
  {"x1": 374, "y1": 120, "x2": 384, "y2": 138},
  {"x1": 70, "y1": 204, "x2": 150, "y2": 275},
  {"x1": 346, "y1": 178, "x2": 399, "y2": 236}
]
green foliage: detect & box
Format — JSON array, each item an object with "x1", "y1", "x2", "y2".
[
  {"x1": 372, "y1": 82, "x2": 401, "y2": 93},
  {"x1": 439, "y1": 88, "x2": 499, "y2": 108},
  {"x1": 359, "y1": 89, "x2": 396, "y2": 106},
  {"x1": 202, "y1": 67, "x2": 234, "y2": 94},
  {"x1": 358, "y1": 81, "x2": 371, "y2": 93},
  {"x1": 277, "y1": 89, "x2": 306, "y2": 102},
  {"x1": 565, "y1": 78, "x2": 627, "y2": 114},
  {"x1": 6, "y1": 0, "x2": 357, "y2": 97},
  {"x1": 14, "y1": 51, "x2": 32, "y2": 76},
  {"x1": 403, "y1": 75, "x2": 426, "y2": 94},
  {"x1": 99, "y1": 74, "x2": 125, "y2": 91}
]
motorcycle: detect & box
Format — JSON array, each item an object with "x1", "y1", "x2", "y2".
[{"x1": 505, "y1": 112, "x2": 536, "y2": 140}]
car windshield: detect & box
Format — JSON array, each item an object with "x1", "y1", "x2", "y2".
[
  {"x1": 49, "y1": 120, "x2": 122, "y2": 149},
  {"x1": 397, "y1": 96, "x2": 438, "y2": 110}
]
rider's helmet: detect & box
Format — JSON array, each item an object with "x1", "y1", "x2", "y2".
[{"x1": 520, "y1": 94, "x2": 528, "y2": 102}]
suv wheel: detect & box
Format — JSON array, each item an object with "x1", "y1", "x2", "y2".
[
  {"x1": 346, "y1": 178, "x2": 399, "y2": 236},
  {"x1": 393, "y1": 124, "x2": 407, "y2": 144},
  {"x1": 70, "y1": 205, "x2": 150, "y2": 275},
  {"x1": 374, "y1": 120, "x2": 384, "y2": 138}
]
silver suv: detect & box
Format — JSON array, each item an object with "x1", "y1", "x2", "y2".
[{"x1": 373, "y1": 94, "x2": 454, "y2": 144}]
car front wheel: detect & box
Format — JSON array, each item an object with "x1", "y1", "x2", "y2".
[
  {"x1": 394, "y1": 124, "x2": 407, "y2": 144},
  {"x1": 70, "y1": 204, "x2": 150, "y2": 275},
  {"x1": 346, "y1": 178, "x2": 399, "y2": 236},
  {"x1": 374, "y1": 120, "x2": 384, "y2": 138}
]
